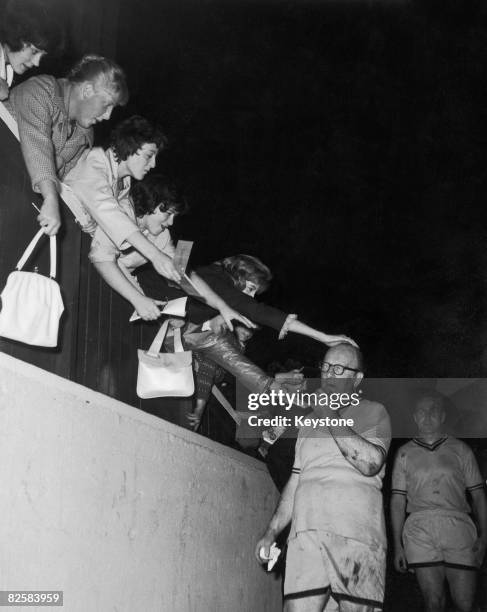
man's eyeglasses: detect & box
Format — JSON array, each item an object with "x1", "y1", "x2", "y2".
[{"x1": 321, "y1": 362, "x2": 360, "y2": 376}]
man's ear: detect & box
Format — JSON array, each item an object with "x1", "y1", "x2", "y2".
[
  {"x1": 353, "y1": 372, "x2": 364, "y2": 388},
  {"x1": 81, "y1": 81, "x2": 95, "y2": 99}
]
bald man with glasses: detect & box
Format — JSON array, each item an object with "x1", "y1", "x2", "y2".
[{"x1": 256, "y1": 343, "x2": 391, "y2": 612}]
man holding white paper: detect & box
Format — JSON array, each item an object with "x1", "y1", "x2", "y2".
[{"x1": 255, "y1": 343, "x2": 390, "y2": 612}]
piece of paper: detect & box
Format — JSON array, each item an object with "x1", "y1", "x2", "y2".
[
  {"x1": 129, "y1": 296, "x2": 187, "y2": 322},
  {"x1": 178, "y1": 272, "x2": 202, "y2": 298},
  {"x1": 173, "y1": 240, "x2": 194, "y2": 277},
  {"x1": 267, "y1": 544, "x2": 281, "y2": 571},
  {"x1": 259, "y1": 543, "x2": 281, "y2": 571}
]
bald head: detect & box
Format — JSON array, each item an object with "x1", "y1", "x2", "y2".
[
  {"x1": 324, "y1": 343, "x2": 363, "y2": 373},
  {"x1": 320, "y1": 343, "x2": 364, "y2": 393}
]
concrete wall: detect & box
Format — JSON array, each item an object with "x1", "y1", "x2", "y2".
[{"x1": 0, "y1": 353, "x2": 282, "y2": 612}]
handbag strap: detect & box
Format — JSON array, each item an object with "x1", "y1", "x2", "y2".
[
  {"x1": 146, "y1": 320, "x2": 187, "y2": 356},
  {"x1": 211, "y1": 385, "x2": 241, "y2": 425},
  {"x1": 147, "y1": 319, "x2": 170, "y2": 356},
  {"x1": 16, "y1": 228, "x2": 57, "y2": 279},
  {"x1": 173, "y1": 327, "x2": 184, "y2": 353}
]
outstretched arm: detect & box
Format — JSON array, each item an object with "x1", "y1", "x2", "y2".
[
  {"x1": 285, "y1": 318, "x2": 357, "y2": 347},
  {"x1": 94, "y1": 260, "x2": 165, "y2": 321},
  {"x1": 126, "y1": 230, "x2": 181, "y2": 283},
  {"x1": 188, "y1": 271, "x2": 255, "y2": 331},
  {"x1": 194, "y1": 266, "x2": 356, "y2": 345}
]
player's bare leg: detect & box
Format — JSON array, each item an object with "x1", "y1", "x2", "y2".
[
  {"x1": 415, "y1": 565, "x2": 447, "y2": 612},
  {"x1": 445, "y1": 567, "x2": 477, "y2": 612}
]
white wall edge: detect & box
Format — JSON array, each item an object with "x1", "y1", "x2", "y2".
[{"x1": 0, "y1": 351, "x2": 268, "y2": 474}]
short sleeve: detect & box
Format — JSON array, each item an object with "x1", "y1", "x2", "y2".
[
  {"x1": 391, "y1": 447, "x2": 408, "y2": 496},
  {"x1": 355, "y1": 401, "x2": 391, "y2": 455},
  {"x1": 462, "y1": 444, "x2": 484, "y2": 492},
  {"x1": 291, "y1": 436, "x2": 302, "y2": 476}
]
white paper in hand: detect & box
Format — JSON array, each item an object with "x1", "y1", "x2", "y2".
[
  {"x1": 259, "y1": 543, "x2": 281, "y2": 571},
  {"x1": 129, "y1": 297, "x2": 188, "y2": 322},
  {"x1": 267, "y1": 543, "x2": 281, "y2": 571}
]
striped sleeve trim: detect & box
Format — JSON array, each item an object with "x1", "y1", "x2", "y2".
[
  {"x1": 467, "y1": 483, "x2": 485, "y2": 492},
  {"x1": 291, "y1": 468, "x2": 301, "y2": 475},
  {"x1": 391, "y1": 489, "x2": 407, "y2": 496}
]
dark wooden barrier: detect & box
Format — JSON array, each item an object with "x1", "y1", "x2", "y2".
[{"x1": 0, "y1": 117, "x2": 82, "y2": 378}]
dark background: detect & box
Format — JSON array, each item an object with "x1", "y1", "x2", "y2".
[
  {"x1": 7, "y1": 0, "x2": 487, "y2": 378},
  {"x1": 115, "y1": 0, "x2": 487, "y2": 378}
]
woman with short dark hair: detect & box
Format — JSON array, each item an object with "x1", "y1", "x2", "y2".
[{"x1": 0, "y1": 0, "x2": 63, "y2": 100}]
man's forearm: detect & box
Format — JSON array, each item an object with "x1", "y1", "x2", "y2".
[
  {"x1": 471, "y1": 488, "x2": 487, "y2": 541},
  {"x1": 263, "y1": 473, "x2": 298, "y2": 538},
  {"x1": 37, "y1": 179, "x2": 58, "y2": 201},
  {"x1": 390, "y1": 493, "x2": 407, "y2": 549},
  {"x1": 329, "y1": 425, "x2": 385, "y2": 476}
]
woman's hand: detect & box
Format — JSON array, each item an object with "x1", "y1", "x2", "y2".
[
  {"x1": 209, "y1": 315, "x2": 227, "y2": 335},
  {"x1": 274, "y1": 370, "x2": 306, "y2": 393},
  {"x1": 133, "y1": 296, "x2": 166, "y2": 321},
  {"x1": 186, "y1": 412, "x2": 202, "y2": 430},
  {"x1": 217, "y1": 305, "x2": 256, "y2": 332},
  {"x1": 187, "y1": 400, "x2": 206, "y2": 431},
  {"x1": 322, "y1": 333, "x2": 358, "y2": 348},
  {"x1": 38, "y1": 194, "x2": 61, "y2": 236}
]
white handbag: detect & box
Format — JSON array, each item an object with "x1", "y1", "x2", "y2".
[
  {"x1": 0, "y1": 228, "x2": 64, "y2": 347},
  {"x1": 136, "y1": 319, "x2": 195, "y2": 399}
]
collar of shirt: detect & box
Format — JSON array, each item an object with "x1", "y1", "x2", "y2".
[
  {"x1": 105, "y1": 148, "x2": 131, "y2": 200},
  {"x1": 56, "y1": 78, "x2": 94, "y2": 148},
  {"x1": 0, "y1": 44, "x2": 14, "y2": 86},
  {"x1": 412, "y1": 435, "x2": 448, "y2": 451}
]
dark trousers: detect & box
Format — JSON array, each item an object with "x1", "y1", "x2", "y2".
[{"x1": 183, "y1": 329, "x2": 272, "y2": 395}]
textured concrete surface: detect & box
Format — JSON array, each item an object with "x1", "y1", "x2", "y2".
[{"x1": 0, "y1": 353, "x2": 281, "y2": 611}]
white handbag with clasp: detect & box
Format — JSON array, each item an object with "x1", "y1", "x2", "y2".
[{"x1": 0, "y1": 228, "x2": 64, "y2": 347}]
